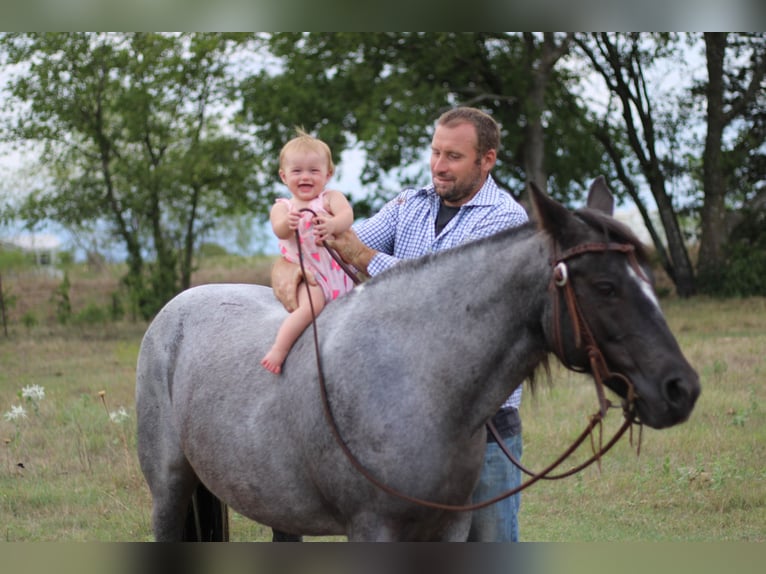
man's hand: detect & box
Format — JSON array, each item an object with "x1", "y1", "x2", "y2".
[
  {"x1": 324, "y1": 229, "x2": 376, "y2": 274},
  {"x1": 271, "y1": 257, "x2": 316, "y2": 312}
]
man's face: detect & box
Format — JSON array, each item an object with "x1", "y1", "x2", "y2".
[{"x1": 430, "y1": 122, "x2": 495, "y2": 207}]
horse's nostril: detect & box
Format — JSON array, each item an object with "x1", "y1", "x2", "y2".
[{"x1": 664, "y1": 378, "x2": 689, "y2": 407}]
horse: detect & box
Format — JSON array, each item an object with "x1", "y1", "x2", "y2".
[{"x1": 135, "y1": 178, "x2": 700, "y2": 541}]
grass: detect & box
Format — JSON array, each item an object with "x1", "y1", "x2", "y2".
[
  {"x1": 1, "y1": 259, "x2": 764, "y2": 541},
  {"x1": 519, "y1": 296, "x2": 766, "y2": 541}
]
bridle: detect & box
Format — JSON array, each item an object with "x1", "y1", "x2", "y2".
[
  {"x1": 294, "y1": 219, "x2": 643, "y2": 511},
  {"x1": 489, "y1": 240, "x2": 648, "y2": 481},
  {"x1": 550, "y1": 241, "x2": 645, "y2": 419}
]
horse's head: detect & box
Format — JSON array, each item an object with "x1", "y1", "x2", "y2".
[{"x1": 532, "y1": 177, "x2": 700, "y2": 429}]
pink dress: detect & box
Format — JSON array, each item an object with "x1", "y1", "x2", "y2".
[{"x1": 276, "y1": 191, "x2": 354, "y2": 302}]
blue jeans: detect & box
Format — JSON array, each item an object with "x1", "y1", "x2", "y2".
[{"x1": 467, "y1": 432, "x2": 523, "y2": 542}]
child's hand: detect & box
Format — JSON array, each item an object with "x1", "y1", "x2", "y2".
[
  {"x1": 286, "y1": 210, "x2": 303, "y2": 230},
  {"x1": 313, "y1": 214, "x2": 337, "y2": 242}
]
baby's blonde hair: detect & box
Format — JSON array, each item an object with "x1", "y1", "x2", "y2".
[{"x1": 279, "y1": 127, "x2": 335, "y2": 173}]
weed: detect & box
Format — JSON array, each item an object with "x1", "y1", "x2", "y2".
[{"x1": 21, "y1": 311, "x2": 37, "y2": 330}]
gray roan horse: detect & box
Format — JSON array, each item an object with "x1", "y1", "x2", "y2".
[{"x1": 136, "y1": 178, "x2": 700, "y2": 541}]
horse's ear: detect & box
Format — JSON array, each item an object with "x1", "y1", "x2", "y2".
[
  {"x1": 528, "y1": 181, "x2": 573, "y2": 240},
  {"x1": 586, "y1": 175, "x2": 614, "y2": 215}
]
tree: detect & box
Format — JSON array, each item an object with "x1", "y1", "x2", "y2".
[
  {"x1": 696, "y1": 32, "x2": 766, "y2": 293},
  {"x1": 0, "y1": 33, "x2": 266, "y2": 318},
  {"x1": 575, "y1": 33, "x2": 697, "y2": 297},
  {"x1": 237, "y1": 32, "x2": 606, "y2": 215}
]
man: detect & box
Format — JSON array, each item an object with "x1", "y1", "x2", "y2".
[{"x1": 271, "y1": 106, "x2": 528, "y2": 541}]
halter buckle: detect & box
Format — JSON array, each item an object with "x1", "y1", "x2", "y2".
[{"x1": 553, "y1": 262, "x2": 568, "y2": 287}]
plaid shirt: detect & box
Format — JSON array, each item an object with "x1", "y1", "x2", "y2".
[{"x1": 353, "y1": 175, "x2": 528, "y2": 410}]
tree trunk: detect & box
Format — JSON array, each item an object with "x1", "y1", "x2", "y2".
[
  {"x1": 651, "y1": 177, "x2": 697, "y2": 296},
  {"x1": 577, "y1": 33, "x2": 697, "y2": 297},
  {"x1": 697, "y1": 33, "x2": 728, "y2": 282},
  {"x1": 522, "y1": 33, "x2": 573, "y2": 195}
]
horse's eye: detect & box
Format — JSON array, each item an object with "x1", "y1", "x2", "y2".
[{"x1": 594, "y1": 281, "x2": 616, "y2": 297}]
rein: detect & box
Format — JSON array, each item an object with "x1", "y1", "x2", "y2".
[
  {"x1": 297, "y1": 208, "x2": 364, "y2": 285},
  {"x1": 295, "y1": 223, "x2": 641, "y2": 511}
]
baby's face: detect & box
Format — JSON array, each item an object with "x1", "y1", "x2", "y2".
[{"x1": 279, "y1": 150, "x2": 332, "y2": 202}]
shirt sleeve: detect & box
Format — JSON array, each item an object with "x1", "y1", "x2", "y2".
[
  {"x1": 366, "y1": 252, "x2": 400, "y2": 275},
  {"x1": 352, "y1": 191, "x2": 407, "y2": 276}
]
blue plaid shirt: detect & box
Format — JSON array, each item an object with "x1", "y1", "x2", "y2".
[{"x1": 353, "y1": 175, "x2": 528, "y2": 410}]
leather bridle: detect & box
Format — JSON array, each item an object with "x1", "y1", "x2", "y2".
[
  {"x1": 294, "y1": 224, "x2": 643, "y2": 511},
  {"x1": 488, "y1": 240, "x2": 648, "y2": 482}
]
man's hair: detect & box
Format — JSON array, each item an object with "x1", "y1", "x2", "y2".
[
  {"x1": 279, "y1": 127, "x2": 335, "y2": 172},
  {"x1": 436, "y1": 107, "x2": 501, "y2": 158}
]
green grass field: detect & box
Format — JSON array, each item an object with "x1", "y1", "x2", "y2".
[{"x1": 1, "y1": 272, "x2": 764, "y2": 541}]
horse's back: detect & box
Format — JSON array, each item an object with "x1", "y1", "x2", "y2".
[
  {"x1": 136, "y1": 283, "x2": 281, "y2": 401},
  {"x1": 136, "y1": 283, "x2": 344, "y2": 534},
  {"x1": 136, "y1": 281, "x2": 287, "y2": 432}
]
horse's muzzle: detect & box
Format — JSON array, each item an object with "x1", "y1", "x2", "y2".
[{"x1": 638, "y1": 371, "x2": 701, "y2": 429}]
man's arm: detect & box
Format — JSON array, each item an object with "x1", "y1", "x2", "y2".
[{"x1": 324, "y1": 229, "x2": 377, "y2": 275}]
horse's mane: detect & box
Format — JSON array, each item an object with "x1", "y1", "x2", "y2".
[
  {"x1": 352, "y1": 208, "x2": 649, "y2": 399},
  {"x1": 362, "y1": 220, "x2": 539, "y2": 286}
]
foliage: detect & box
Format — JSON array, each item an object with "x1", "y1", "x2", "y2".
[
  {"x1": 574, "y1": 33, "x2": 698, "y2": 297},
  {"x1": 51, "y1": 272, "x2": 72, "y2": 325},
  {"x1": 698, "y1": 208, "x2": 766, "y2": 296},
  {"x1": 238, "y1": 32, "x2": 606, "y2": 213},
  {"x1": 692, "y1": 32, "x2": 766, "y2": 291},
  {"x1": 0, "y1": 247, "x2": 29, "y2": 271},
  {"x1": 20, "y1": 310, "x2": 37, "y2": 330},
  {"x1": 0, "y1": 33, "x2": 268, "y2": 319},
  {"x1": 73, "y1": 302, "x2": 109, "y2": 326},
  {"x1": 197, "y1": 242, "x2": 230, "y2": 258},
  {"x1": 2, "y1": 32, "x2": 766, "y2": 300}
]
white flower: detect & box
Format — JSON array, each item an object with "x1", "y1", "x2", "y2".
[
  {"x1": 22, "y1": 384, "x2": 45, "y2": 402},
  {"x1": 4, "y1": 405, "x2": 28, "y2": 421},
  {"x1": 109, "y1": 407, "x2": 129, "y2": 424}
]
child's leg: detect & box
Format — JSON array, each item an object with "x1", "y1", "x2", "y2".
[{"x1": 261, "y1": 282, "x2": 325, "y2": 374}]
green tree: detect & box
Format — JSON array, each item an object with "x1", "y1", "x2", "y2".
[
  {"x1": 696, "y1": 32, "x2": 766, "y2": 294},
  {"x1": 575, "y1": 33, "x2": 698, "y2": 297},
  {"x1": 0, "y1": 32, "x2": 267, "y2": 318},
  {"x1": 237, "y1": 32, "x2": 606, "y2": 215}
]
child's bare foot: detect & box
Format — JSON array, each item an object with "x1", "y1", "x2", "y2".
[{"x1": 261, "y1": 347, "x2": 288, "y2": 374}]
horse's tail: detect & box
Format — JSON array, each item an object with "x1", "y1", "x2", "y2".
[{"x1": 182, "y1": 483, "x2": 230, "y2": 541}]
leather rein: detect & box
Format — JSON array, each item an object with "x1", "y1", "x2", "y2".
[{"x1": 294, "y1": 217, "x2": 641, "y2": 512}]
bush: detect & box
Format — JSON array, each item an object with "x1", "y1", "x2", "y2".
[
  {"x1": 197, "y1": 242, "x2": 230, "y2": 258},
  {"x1": 52, "y1": 272, "x2": 72, "y2": 324},
  {"x1": 21, "y1": 311, "x2": 38, "y2": 330},
  {"x1": 73, "y1": 302, "x2": 109, "y2": 326},
  {"x1": 699, "y1": 209, "x2": 766, "y2": 297}
]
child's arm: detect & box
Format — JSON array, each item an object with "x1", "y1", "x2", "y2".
[
  {"x1": 270, "y1": 201, "x2": 301, "y2": 240},
  {"x1": 314, "y1": 190, "x2": 354, "y2": 239}
]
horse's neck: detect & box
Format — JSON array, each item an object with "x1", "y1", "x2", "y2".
[{"x1": 368, "y1": 228, "x2": 550, "y2": 437}]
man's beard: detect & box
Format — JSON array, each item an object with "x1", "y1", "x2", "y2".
[{"x1": 433, "y1": 170, "x2": 483, "y2": 205}]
